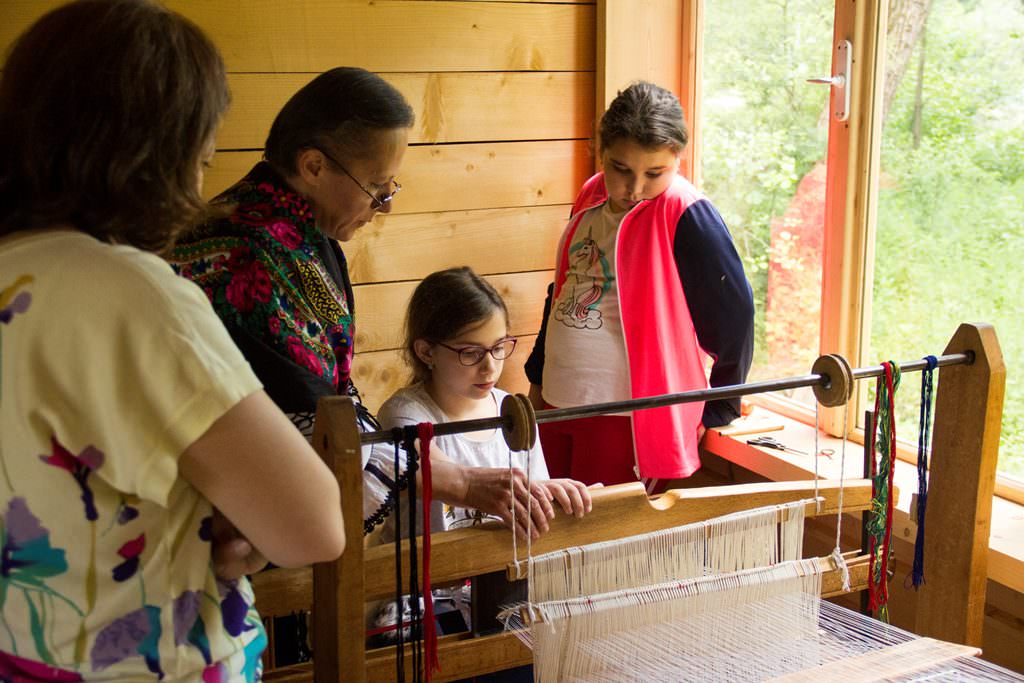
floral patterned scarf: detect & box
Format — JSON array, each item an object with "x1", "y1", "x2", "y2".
[{"x1": 169, "y1": 162, "x2": 355, "y2": 415}]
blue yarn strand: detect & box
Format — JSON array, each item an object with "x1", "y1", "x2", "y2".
[{"x1": 912, "y1": 355, "x2": 937, "y2": 588}]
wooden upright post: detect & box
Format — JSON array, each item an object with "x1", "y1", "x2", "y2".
[
  {"x1": 914, "y1": 323, "x2": 1005, "y2": 646},
  {"x1": 312, "y1": 397, "x2": 365, "y2": 682}
]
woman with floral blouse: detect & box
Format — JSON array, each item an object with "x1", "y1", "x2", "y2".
[{"x1": 0, "y1": 2, "x2": 344, "y2": 680}]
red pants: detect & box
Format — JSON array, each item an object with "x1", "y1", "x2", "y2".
[{"x1": 539, "y1": 407, "x2": 659, "y2": 489}]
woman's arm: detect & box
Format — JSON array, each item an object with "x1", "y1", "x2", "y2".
[{"x1": 180, "y1": 390, "x2": 346, "y2": 568}]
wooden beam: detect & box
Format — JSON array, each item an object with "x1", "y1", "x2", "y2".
[
  {"x1": 363, "y1": 480, "x2": 874, "y2": 601},
  {"x1": 678, "y1": 0, "x2": 702, "y2": 183},
  {"x1": 767, "y1": 638, "x2": 980, "y2": 683},
  {"x1": 311, "y1": 398, "x2": 366, "y2": 683},
  {"x1": 203, "y1": 141, "x2": 592, "y2": 211},
  {"x1": 169, "y1": 1, "x2": 595, "y2": 73},
  {"x1": 914, "y1": 323, "x2": 1005, "y2": 647},
  {"x1": 366, "y1": 632, "x2": 532, "y2": 682},
  {"x1": 595, "y1": 0, "x2": 685, "y2": 112},
  {"x1": 818, "y1": 0, "x2": 886, "y2": 436},
  {"x1": 220, "y1": 72, "x2": 594, "y2": 150},
  {"x1": 345, "y1": 205, "x2": 565, "y2": 285}
]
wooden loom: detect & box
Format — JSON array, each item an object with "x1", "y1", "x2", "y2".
[{"x1": 255, "y1": 322, "x2": 1005, "y2": 682}]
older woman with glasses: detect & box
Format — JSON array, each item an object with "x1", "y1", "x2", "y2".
[{"x1": 170, "y1": 65, "x2": 556, "y2": 577}]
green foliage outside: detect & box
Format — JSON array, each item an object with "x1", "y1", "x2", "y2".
[
  {"x1": 873, "y1": 0, "x2": 1024, "y2": 478},
  {"x1": 702, "y1": 0, "x2": 1024, "y2": 478},
  {"x1": 702, "y1": 1, "x2": 833, "y2": 376}
]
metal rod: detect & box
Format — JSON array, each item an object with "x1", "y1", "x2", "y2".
[{"x1": 358, "y1": 352, "x2": 972, "y2": 446}]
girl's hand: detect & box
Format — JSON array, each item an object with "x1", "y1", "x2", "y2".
[
  {"x1": 540, "y1": 479, "x2": 592, "y2": 519},
  {"x1": 434, "y1": 460, "x2": 555, "y2": 540}
]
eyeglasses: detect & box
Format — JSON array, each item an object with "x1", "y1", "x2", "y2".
[
  {"x1": 316, "y1": 147, "x2": 401, "y2": 210},
  {"x1": 437, "y1": 337, "x2": 518, "y2": 366}
]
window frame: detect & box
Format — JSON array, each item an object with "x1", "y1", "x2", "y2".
[{"x1": 683, "y1": 0, "x2": 1024, "y2": 504}]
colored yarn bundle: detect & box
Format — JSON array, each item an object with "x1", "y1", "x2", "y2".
[{"x1": 867, "y1": 361, "x2": 901, "y2": 621}]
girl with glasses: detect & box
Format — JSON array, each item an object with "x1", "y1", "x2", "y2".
[
  {"x1": 379, "y1": 267, "x2": 592, "y2": 534},
  {"x1": 376, "y1": 268, "x2": 591, "y2": 663}
]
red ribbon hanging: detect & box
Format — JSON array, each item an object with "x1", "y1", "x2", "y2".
[{"x1": 417, "y1": 421, "x2": 439, "y2": 678}]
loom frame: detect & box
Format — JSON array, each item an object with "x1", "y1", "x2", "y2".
[{"x1": 256, "y1": 322, "x2": 1004, "y2": 682}]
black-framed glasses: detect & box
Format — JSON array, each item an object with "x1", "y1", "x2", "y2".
[
  {"x1": 437, "y1": 337, "x2": 518, "y2": 366},
  {"x1": 316, "y1": 147, "x2": 401, "y2": 210}
]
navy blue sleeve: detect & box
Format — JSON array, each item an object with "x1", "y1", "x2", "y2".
[
  {"x1": 524, "y1": 281, "x2": 554, "y2": 386},
  {"x1": 673, "y1": 199, "x2": 755, "y2": 428}
]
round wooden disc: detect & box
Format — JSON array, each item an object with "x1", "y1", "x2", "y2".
[
  {"x1": 811, "y1": 353, "x2": 854, "y2": 407},
  {"x1": 500, "y1": 393, "x2": 536, "y2": 452},
  {"x1": 515, "y1": 393, "x2": 538, "y2": 451}
]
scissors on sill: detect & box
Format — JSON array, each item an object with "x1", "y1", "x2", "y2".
[{"x1": 746, "y1": 436, "x2": 807, "y2": 456}]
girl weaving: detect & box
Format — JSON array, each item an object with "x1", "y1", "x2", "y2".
[{"x1": 379, "y1": 267, "x2": 592, "y2": 533}]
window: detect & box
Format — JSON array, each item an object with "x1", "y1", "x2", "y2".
[
  {"x1": 701, "y1": 0, "x2": 836, "y2": 406},
  {"x1": 870, "y1": 0, "x2": 1024, "y2": 480},
  {"x1": 699, "y1": 0, "x2": 1022, "y2": 487}
]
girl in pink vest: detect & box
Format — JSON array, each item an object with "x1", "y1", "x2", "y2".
[{"x1": 525, "y1": 82, "x2": 755, "y2": 491}]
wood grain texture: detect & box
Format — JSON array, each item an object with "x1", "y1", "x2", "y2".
[
  {"x1": 914, "y1": 323, "x2": 1006, "y2": 647},
  {"x1": 352, "y1": 270, "x2": 551, "y2": 352},
  {"x1": 596, "y1": 0, "x2": 684, "y2": 109},
  {"x1": 166, "y1": 1, "x2": 595, "y2": 73},
  {"x1": 220, "y1": 71, "x2": 594, "y2": 149},
  {"x1": 203, "y1": 140, "x2": 593, "y2": 211},
  {"x1": 311, "y1": 398, "x2": 366, "y2": 683},
  {"x1": 345, "y1": 205, "x2": 565, "y2": 284},
  {"x1": 367, "y1": 632, "x2": 532, "y2": 682}
]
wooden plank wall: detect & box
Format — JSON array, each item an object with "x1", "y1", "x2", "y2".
[
  {"x1": 1, "y1": 0, "x2": 597, "y2": 413},
  {"x1": 194, "y1": 0, "x2": 598, "y2": 411}
]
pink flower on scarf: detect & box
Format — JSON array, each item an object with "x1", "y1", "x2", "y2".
[
  {"x1": 225, "y1": 247, "x2": 272, "y2": 312},
  {"x1": 286, "y1": 336, "x2": 322, "y2": 376},
  {"x1": 228, "y1": 201, "x2": 274, "y2": 226},
  {"x1": 267, "y1": 220, "x2": 303, "y2": 250}
]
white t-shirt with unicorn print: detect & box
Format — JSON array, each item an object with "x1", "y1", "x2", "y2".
[{"x1": 542, "y1": 202, "x2": 632, "y2": 408}]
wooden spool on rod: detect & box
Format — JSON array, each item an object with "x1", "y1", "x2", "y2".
[
  {"x1": 811, "y1": 353, "x2": 854, "y2": 407},
  {"x1": 500, "y1": 393, "x2": 537, "y2": 452}
]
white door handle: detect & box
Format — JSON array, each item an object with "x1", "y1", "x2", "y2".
[
  {"x1": 807, "y1": 39, "x2": 851, "y2": 122},
  {"x1": 807, "y1": 75, "x2": 846, "y2": 87}
]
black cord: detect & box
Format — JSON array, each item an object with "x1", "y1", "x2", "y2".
[
  {"x1": 391, "y1": 430, "x2": 405, "y2": 683},
  {"x1": 402, "y1": 426, "x2": 422, "y2": 682}
]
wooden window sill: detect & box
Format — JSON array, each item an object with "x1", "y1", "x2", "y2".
[{"x1": 701, "y1": 408, "x2": 1024, "y2": 594}]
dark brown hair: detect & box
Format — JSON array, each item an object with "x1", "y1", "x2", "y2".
[
  {"x1": 264, "y1": 67, "x2": 415, "y2": 175},
  {"x1": 404, "y1": 267, "x2": 509, "y2": 384},
  {"x1": 0, "y1": 0, "x2": 230, "y2": 252},
  {"x1": 599, "y1": 81, "x2": 689, "y2": 153}
]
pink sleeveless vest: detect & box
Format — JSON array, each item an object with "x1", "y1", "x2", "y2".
[{"x1": 553, "y1": 173, "x2": 709, "y2": 478}]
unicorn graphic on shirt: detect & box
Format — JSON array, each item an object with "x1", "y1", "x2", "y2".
[{"x1": 553, "y1": 231, "x2": 612, "y2": 330}]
